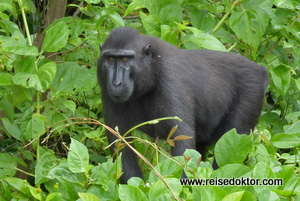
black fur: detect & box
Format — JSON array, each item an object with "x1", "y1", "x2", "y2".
[{"x1": 97, "y1": 27, "x2": 268, "y2": 183}]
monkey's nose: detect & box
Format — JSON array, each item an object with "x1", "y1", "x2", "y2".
[{"x1": 112, "y1": 80, "x2": 121, "y2": 87}]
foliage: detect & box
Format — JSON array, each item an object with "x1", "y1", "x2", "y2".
[{"x1": 0, "y1": 0, "x2": 299, "y2": 200}]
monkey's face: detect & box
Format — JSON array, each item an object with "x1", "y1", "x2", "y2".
[{"x1": 101, "y1": 49, "x2": 136, "y2": 103}]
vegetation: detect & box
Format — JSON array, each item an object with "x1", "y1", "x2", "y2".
[{"x1": 0, "y1": 0, "x2": 299, "y2": 200}]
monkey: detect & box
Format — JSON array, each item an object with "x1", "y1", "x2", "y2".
[{"x1": 97, "y1": 27, "x2": 268, "y2": 183}]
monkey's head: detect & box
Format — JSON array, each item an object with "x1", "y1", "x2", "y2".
[{"x1": 98, "y1": 27, "x2": 158, "y2": 103}]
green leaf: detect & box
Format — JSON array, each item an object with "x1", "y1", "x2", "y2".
[
  {"x1": 42, "y1": 21, "x2": 70, "y2": 52},
  {"x1": 0, "y1": 2, "x2": 16, "y2": 16},
  {"x1": 10, "y1": 85, "x2": 34, "y2": 107},
  {"x1": 52, "y1": 62, "x2": 97, "y2": 96},
  {"x1": 270, "y1": 66, "x2": 291, "y2": 97},
  {"x1": 183, "y1": 149, "x2": 202, "y2": 170},
  {"x1": 184, "y1": 32, "x2": 226, "y2": 51},
  {"x1": 149, "y1": 178, "x2": 181, "y2": 201},
  {"x1": 84, "y1": 0, "x2": 101, "y2": 4},
  {"x1": 257, "y1": 189, "x2": 280, "y2": 201},
  {"x1": 46, "y1": 161, "x2": 86, "y2": 200},
  {"x1": 276, "y1": 165, "x2": 295, "y2": 186},
  {"x1": 161, "y1": 25, "x2": 178, "y2": 46},
  {"x1": 222, "y1": 191, "x2": 244, "y2": 201},
  {"x1": 12, "y1": 72, "x2": 43, "y2": 91},
  {"x1": 0, "y1": 153, "x2": 17, "y2": 179},
  {"x1": 284, "y1": 121, "x2": 300, "y2": 133},
  {"x1": 271, "y1": 133, "x2": 300, "y2": 148},
  {"x1": 124, "y1": 1, "x2": 144, "y2": 16},
  {"x1": 50, "y1": 111, "x2": 68, "y2": 133},
  {"x1": 37, "y1": 62, "x2": 57, "y2": 92},
  {"x1": 78, "y1": 193, "x2": 100, "y2": 201},
  {"x1": 139, "y1": 12, "x2": 161, "y2": 37},
  {"x1": 118, "y1": 185, "x2": 148, "y2": 201},
  {"x1": 178, "y1": 25, "x2": 226, "y2": 51},
  {"x1": 13, "y1": 56, "x2": 35, "y2": 73},
  {"x1": 5, "y1": 177, "x2": 32, "y2": 197},
  {"x1": 189, "y1": 9, "x2": 217, "y2": 32},
  {"x1": 2, "y1": 118, "x2": 22, "y2": 141},
  {"x1": 90, "y1": 156, "x2": 122, "y2": 187},
  {"x1": 68, "y1": 138, "x2": 89, "y2": 173},
  {"x1": 45, "y1": 193, "x2": 63, "y2": 201},
  {"x1": 194, "y1": 186, "x2": 227, "y2": 201},
  {"x1": 229, "y1": 7, "x2": 269, "y2": 50},
  {"x1": 24, "y1": 113, "x2": 45, "y2": 140},
  {"x1": 22, "y1": 0, "x2": 36, "y2": 13},
  {"x1": 252, "y1": 161, "x2": 275, "y2": 179},
  {"x1": 0, "y1": 32, "x2": 39, "y2": 55},
  {"x1": 107, "y1": 10, "x2": 124, "y2": 27},
  {"x1": 273, "y1": 0, "x2": 295, "y2": 9},
  {"x1": 212, "y1": 164, "x2": 251, "y2": 179},
  {"x1": 63, "y1": 100, "x2": 76, "y2": 113},
  {"x1": 295, "y1": 78, "x2": 300, "y2": 91},
  {"x1": 35, "y1": 148, "x2": 57, "y2": 185},
  {"x1": 223, "y1": 191, "x2": 257, "y2": 201},
  {"x1": 214, "y1": 129, "x2": 253, "y2": 167},
  {"x1": 0, "y1": 73, "x2": 13, "y2": 85},
  {"x1": 148, "y1": 156, "x2": 183, "y2": 183},
  {"x1": 157, "y1": 3, "x2": 182, "y2": 24},
  {"x1": 0, "y1": 97, "x2": 14, "y2": 122},
  {"x1": 0, "y1": 19, "x2": 19, "y2": 34}
]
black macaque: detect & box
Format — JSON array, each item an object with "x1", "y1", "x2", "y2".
[{"x1": 97, "y1": 27, "x2": 268, "y2": 183}]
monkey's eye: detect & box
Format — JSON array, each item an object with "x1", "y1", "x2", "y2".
[
  {"x1": 121, "y1": 57, "x2": 128, "y2": 63},
  {"x1": 108, "y1": 57, "x2": 115, "y2": 62}
]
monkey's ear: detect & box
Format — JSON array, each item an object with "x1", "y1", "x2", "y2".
[
  {"x1": 143, "y1": 44, "x2": 152, "y2": 58},
  {"x1": 99, "y1": 43, "x2": 103, "y2": 52}
]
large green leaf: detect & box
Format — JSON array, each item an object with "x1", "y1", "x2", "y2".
[
  {"x1": 42, "y1": 21, "x2": 70, "y2": 52},
  {"x1": 119, "y1": 185, "x2": 148, "y2": 201},
  {"x1": 272, "y1": 133, "x2": 300, "y2": 148},
  {"x1": 37, "y1": 62, "x2": 57, "y2": 92},
  {"x1": 214, "y1": 129, "x2": 253, "y2": 167},
  {"x1": 23, "y1": 113, "x2": 45, "y2": 140},
  {"x1": 13, "y1": 56, "x2": 35, "y2": 73},
  {"x1": 35, "y1": 148, "x2": 57, "y2": 185},
  {"x1": 107, "y1": 10, "x2": 124, "y2": 27},
  {"x1": 12, "y1": 72, "x2": 43, "y2": 91},
  {"x1": 229, "y1": 7, "x2": 269, "y2": 50},
  {"x1": 132, "y1": 0, "x2": 182, "y2": 24},
  {"x1": 0, "y1": 73, "x2": 13, "y2": 85},
  {"x1": 194, "y1": 186, "x2": 227, "y2": 201},
  {"x1": 161, "y1": 25, "x2": 178, "y2": 45},
  {"x1": 149, "y1": 178, "x2": 182, "y2": 201},
  {"x1": 139, "y1": 12, "x2": 161, "y2": 37},
  {"x1": 0, "y1": 153, "x2": 17, "y2": 179},
  {"x1": 270, "y1": 66, "x2": 291, "y2": 98},
  {"x1": 0, "y1": 32, "x2": 39, "y2": 55},
  {"x1": 184, "y1": 33, "x2": 226, "y2": 51},
  {"x1": 67, "y1": 138, "x2": 89, "y2": 173},
  {"x1": 52, "y1": 62, "x2": 97, "y2": 96},
  {"x1": 189, "y1": 9, "x2": 217, "y2": 32},
  {"x1": 78, "y1": 193, "x2": 100, "y2": 201},
  {"x1": 0, "y1": 97, "x2": 14, "y2": 122},
  {"x1": 178, "y1": 25, "x2": 226, "y2": 51},
  {"x1": 273, "y1": 0, "x2": 295, "y2": 9},
  {"x1": 2, "y1": 118, "x2": 22, "y2": 141}
]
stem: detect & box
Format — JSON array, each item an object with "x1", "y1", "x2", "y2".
[
  {"x1": 14, "y1": 167, "x2": 35, "y2": 177},
  {"x1": 227, "y1": 42, "x2": 237, "y2": 52},
  {"x1": 18, "y1": 0, "x2": 32, "y2": 45},
  {"x1": 124, "y1": 116, "x2": 181, "y2": 137},
  {"x1": 36, "y1": 92, "x2": 40, "y2": 114},
  {"x1": 212, "y1": 0, "x2": 239, "y2": 33}
]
